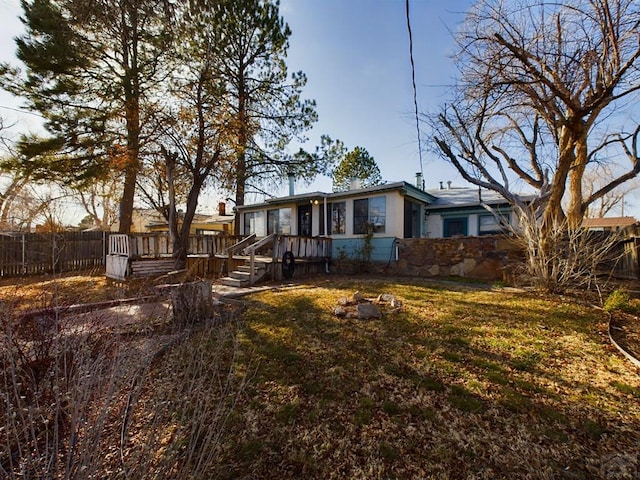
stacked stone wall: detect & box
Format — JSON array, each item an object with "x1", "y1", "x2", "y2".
[{"x1": 385, "y1": 235, "x2": 523, "y2": 282}]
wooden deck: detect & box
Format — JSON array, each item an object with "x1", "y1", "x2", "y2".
[{"x1": 106, "y1": 233, "x2": 331, "y2": 284}]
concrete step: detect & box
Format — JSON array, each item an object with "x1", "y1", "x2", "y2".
[{"x1": 219, "y1": 276, "x2": 249, "y2": 287}]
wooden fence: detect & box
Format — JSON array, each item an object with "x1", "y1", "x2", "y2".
[{"x1": 0, "y1": 231, "x2": 107, "y2": 277}]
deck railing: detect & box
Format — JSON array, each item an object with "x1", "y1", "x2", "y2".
[
  {"x1": 243, "y1": 234, "x2": 332, "y2": 284},
  {"x1": 108, "y1": 233, "x2": 248, "y2": 258}
]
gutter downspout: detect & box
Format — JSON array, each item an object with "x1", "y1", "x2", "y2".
[{"x1": 324, "y1": 196, "x2": 330, "y2": 273}]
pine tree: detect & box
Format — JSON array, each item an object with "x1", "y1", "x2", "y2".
[
  {"x1": 1, "y1": 0, "x2": 174, "y2": 233},
  {"x1": 332, "y1": 147, "x2": 382, "y2": 192}
]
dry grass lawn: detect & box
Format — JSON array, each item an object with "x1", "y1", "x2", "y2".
[
  {"x1": 1, "y1": 273, "x2": 639, "y2": 479},
  {"x1": 215, "y1": 277, "x2": 640, "y2": 479}
]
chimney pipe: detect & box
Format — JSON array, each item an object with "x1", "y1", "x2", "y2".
[
  {"x1": 288, "y1": 172, "x2": 295, "y2": 196},
  {"x1": 218, "y1": 202, "x2": 226, "y2": 216},
  {"x1": 415, "y1": 172, "x2": 423, "y2": 190}
]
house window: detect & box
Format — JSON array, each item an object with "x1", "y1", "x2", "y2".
[
  {"x1": 331, "y1": 202, "x2": 346, "y2": 234},
  {"x1": 443, "y1": 217, "x2": 468, "y2": 237},
  {"x1": 267, "y1": 208, "x2": 292, "y2": 235},
  {"x1": 478, "y1": 214, "x2": 507, "y2": 235},
  {"x1": 354, "y1": 196, "x2": 386, "y2": 234},
  {"x1": 244, "y1": 211, "x2": 265, "y2": 235}
]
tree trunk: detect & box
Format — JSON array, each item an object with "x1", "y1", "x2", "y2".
[
  {"x1": 566, "y1": 122, "x2": 589, "y2": 229},
  {"x1": 234, "y1": 157, "x2": 246, "y2": 235},
  {"x1": 233, "y1": 72, "x2": 247, "y2": 236},
  {"x1": 117, "y1": 5, "x2": 140, "y2": 234}
]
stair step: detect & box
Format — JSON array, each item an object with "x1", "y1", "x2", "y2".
[
  {"x1": 230, "y1": 271, "x2": 252, "y2": 280},
  {"x1": 219, "y1": 276, "x2": 249, "y2": 287},
  {"x1": 237, "y1": 264, "x2": 266, "y2": 273}
]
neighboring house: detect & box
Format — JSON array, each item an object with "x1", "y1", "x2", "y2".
[
  {"x1": 111, "y1": 203, "x2": 235, "y2": 234},
  {"x1": 236, "y1": 180, "x2": 522, "y2": 261},
  {"x1": 582, "y1": 216, "x2": 639, "y2": 237}
]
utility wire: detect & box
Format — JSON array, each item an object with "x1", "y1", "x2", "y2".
[
  {"x1": 0, "y1": 105, "x2": 44, "y2": 118},
  {"x1": 405, "y1": 0, "x2": 424, "y2": 181}
]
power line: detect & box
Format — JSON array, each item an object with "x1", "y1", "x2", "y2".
[
  {"x1": 405, "y1": 0, "x2": 424, "y2": 181},
  {"x1": 0, "y1": 105, "x2": 44, "y2": 118}
]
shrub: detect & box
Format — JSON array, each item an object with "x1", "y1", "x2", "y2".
[{"x1": 604, "y1": 289, "x2": 634, "y2": 313}]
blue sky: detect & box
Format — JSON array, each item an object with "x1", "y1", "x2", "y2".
[
  {"x1": 279, "y1": 0, "x2": 475, "y2": 196},
  {"x1": 2, "y1": 0, "x2": 638, "y2": 217},
  {"x1": 0, "y1": 0, "x2": 475, "y2": 198}
]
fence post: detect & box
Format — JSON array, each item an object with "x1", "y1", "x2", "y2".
[{"x1": 22, "y1": 234, "x2": 26, "y2": 274}]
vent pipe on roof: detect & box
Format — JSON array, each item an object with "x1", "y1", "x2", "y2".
[
  {"x1": 288, "y1": 172, "x2": 295, "y2": 196},
  {"x1": 447, "y1": 180, "x2": 452, "y2": 189},
  {"x1": 439, "y1": 181, "x2": 444, "y2": 190}
]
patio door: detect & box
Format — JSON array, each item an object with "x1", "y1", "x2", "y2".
[{"x1": 404, "y1": 200, "x2": 421, "y2": 238}]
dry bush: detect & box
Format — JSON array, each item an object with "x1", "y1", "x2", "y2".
[
  {"x1": 1, "y1": 307, "x2": 125, "y2": 479},
  {"x1": 1, "y1": 283, "x2": 246, "y2": 479},
  {"x1": 510, "y1": 209, "x2": 629, "y2": 295},
  {"x1": 117, "y1": 317, "x2": 247, "y2": 479}
]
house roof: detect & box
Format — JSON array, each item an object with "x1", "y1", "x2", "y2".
[
  {"x1": 236, "y1": 181, "x2": 437, "y2": 210},
  {"x1": 146, "y1": 213, "x2": 234, "y2": 228},
  {"x1": 423, "y1": 187, "x2": 515, "y2": 210},
  {"x1": 582, "y1": 216, "x2": 638, "y2": 228}
]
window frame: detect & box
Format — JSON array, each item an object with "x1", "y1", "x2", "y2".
[
  {"x1": 443, "y1": 217, "x2": 468, "y2": 238},
  {"x1": 353, "y1": 196, "x2": 386, "y2": 235},
  {"x1": 331, "y1": 202, "x2": 346, "y2": 235},
  {"x1": 478, "y1": 213, "x2": 508, "y2": 235},
  {"x1": 267, "y1": 208, "x2": 292, "y2": 235}
]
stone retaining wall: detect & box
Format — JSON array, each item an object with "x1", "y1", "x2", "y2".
[{"x1": 387, "y1": 235, "x2": 523, "y2": 281}]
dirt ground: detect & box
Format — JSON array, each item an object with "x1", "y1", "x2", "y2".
[
  {"x1": 2, "y1": 269, "x2": 640, "y2": 366},
  {"x1": 610, "y1": 312, "x2": 640, "y2": 364}
]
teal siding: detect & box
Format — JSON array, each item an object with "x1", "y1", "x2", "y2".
[{"x1": 332, "y1": 237, "x2": 397, "y2": 263}]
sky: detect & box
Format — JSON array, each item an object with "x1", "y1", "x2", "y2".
[
  {"x1": 0, "y1": 0, "x2": 475, "y2": 206},
  {"x1": 279, "y1": 0, "x2": 474, "y2": 197},
  {"x1": 1, "y1": 0, "x2": 638, "y2": 219}
]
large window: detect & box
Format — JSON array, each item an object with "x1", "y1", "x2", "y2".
[
  {"x1": 244, "y1": 211, "x2": 265, "y2": 235},
  {"x1": 479, "y1": 214, "x2": 508, "y2": 235},
  {"x1": 267, "y1": 208, "x2": 292, "y2": 235},
  {"x1": 331, "y1": 202, "x2": 346, "y2": 234},
  {"x1": 443, "y1": 217, "x2": 468, "y2": 237},
  {"x1": 353, "y1": 196, "x2": 386, "y2": 234}
]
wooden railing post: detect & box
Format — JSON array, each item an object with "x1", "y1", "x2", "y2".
[{"x1": 250, "y1": 248, "x2": 255, "y2": 285}]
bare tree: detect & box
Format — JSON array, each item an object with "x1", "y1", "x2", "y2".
[
  {"x1": 138, "y1": 4, "x2": 231, "y2": 271},
  {"x1": 71, "y1": 170, "x2": 121, "y2": 230},
  {"x1": 0, "y1": 120, "x2": 42, "y2": 231},
  {"x1": 582, "y1": 165, "x2": 640, "y2": 218},
  {"x1": 431, "y1": 0, "x2": 640, "y2": 290}
]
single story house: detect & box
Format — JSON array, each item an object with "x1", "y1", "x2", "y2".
[
  {"x1": 235, "y1": 180, "x2": 522, "y2": 262},
  {"x1": 582, "y1": 216, "x2": 639, "y2": 237},
  {"x1": 111, "y1": 203, "x2": 235, "y2": 234}
]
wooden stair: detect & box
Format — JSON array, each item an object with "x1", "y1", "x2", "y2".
[{"x1": 219, "y1": 261, "x2": 268, "y2": 287}]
